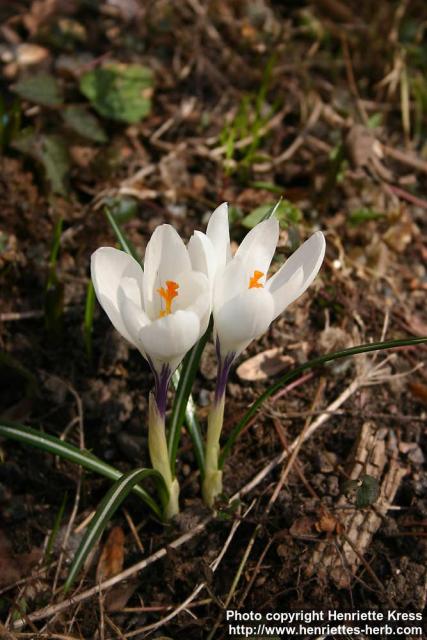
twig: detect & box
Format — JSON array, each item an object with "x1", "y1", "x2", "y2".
[{"x1": 0, "y1": 310, "x2": 44, "y2": 322}]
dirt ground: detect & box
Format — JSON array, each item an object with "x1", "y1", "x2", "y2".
[{"x1": 0, "y1": 1, "x2": 427, "y2": 638}]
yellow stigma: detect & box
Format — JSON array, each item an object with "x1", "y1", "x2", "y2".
[
  {"x1": 157, "y1": 280, "x2": 179, "y2": 317},
  {"x1": 249, "y1": 270, "x2": 264, "y2": 289}
]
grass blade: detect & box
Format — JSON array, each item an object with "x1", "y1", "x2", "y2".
[
  {"x1": 104, "y1": 207, "x2": 142, "y2": 266},
  {"x1": 168, "y1": 321, "x2": 212, "y2": 477},
  {"x1": 0, "y1": 421, "x2": 161, "y2": 517},
  {"x1": 84, "y1": 280, "x2": 96, "y2": 361},
  {"x1": 45, "y1": 492, "x2": 67, "y2": 562},
  {"x1": 64, "y1": 467, "x2": 165, "y2": 593},
  {"x1": 219, "y1": 336, "x2": 427, "y2": 468}
]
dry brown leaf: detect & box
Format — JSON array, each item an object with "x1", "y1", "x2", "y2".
[
  {"x1": 408, "y1": 382, "x2": 427, "y2": 406},
  {"x1": 236, "y1": 348, "x2": 294, "y2": 382},
  {"x1": 289, "y1": 516, "x2": 318, "y2": 540},
  {"x1": 96, "y1": 526, "x2": 125, "y2": 583}
]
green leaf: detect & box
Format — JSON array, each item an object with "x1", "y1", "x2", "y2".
[
  {"x1": 356, "y1": 474, "x2": 380, "y2": 508},
  {"x1": 219, "y1": 336, "x2": 427, "y2": 468},
  {"x1": 13, "y1": 131, "x2": 70, "y2": 195},
  {"x1": 80, "y1": 63, "x2": 153, "y2": 123},
  {"x1": 13, "y1": 73, "x2": 63, "y2": 107},
  {"x1": 40, "y1": 135, "x2": 70, "y2": 195},
  {"x1": 169, "y1": 320, "x2": 212, "y2": 478},
  {"x1": 242, "y1": 199, "x2": 302, "y2": 230},
  {"x1": 64, "y1": 467, "x2": 166, "y2": 592},
  {"x1": 0, "y1": 421, "x2": 161, "y2": 517},
  {"x1": 62, "y1": 105, "x2": 107, "y2": 143}
]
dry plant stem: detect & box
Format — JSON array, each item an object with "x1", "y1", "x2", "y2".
[
  {"x1": 148, "y1": 393, "x2": 179, "y2": 519},
  {"x1": 11, "y1": 352, "x2": 405, "y2": 630}
]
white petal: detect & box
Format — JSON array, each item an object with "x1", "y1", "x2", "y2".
[
  {"x1": 91, "y1": 247, "x2": 143, "y2": 345},
  {"x1": 213, "y1": 256, "x2": 248, "y2": 310},
  {"x1": 235, "y1": 217, "x2": 279, "y2": 278},
  {"x1": 206, "y1": 202, "x2": 231, "y2": 269},
  {"x1": 118, "y1": 283, "x2": 151, "y2": 351},
  {"x1": 266, "y1": 231, "x2": 326, "y2": 320},
  {"x1": 171, "y1": 270, "x2": 212, "y2": 333},
  {"x1": 143, "y1": 224, "x2": 192, "y2": 319},
  {"x1": 139, "y1": 310, "x2": 201, "y2": 373},
  {"x1": 188, "y1": 231, "x2": 217, "y2": 287},
  {"x1": 214, "y1": 288, "x2": 275, "y2": 357},
  {"x1": 172, "y1": 270, "x2": 209, "y2": 312}
]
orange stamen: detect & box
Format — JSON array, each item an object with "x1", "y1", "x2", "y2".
[
  {"x1": 249, "y1": 270, "x2": 265, "y2": 289},
  {"x1": 157, "y1": 280, "x2": 179, "y2": 317}
]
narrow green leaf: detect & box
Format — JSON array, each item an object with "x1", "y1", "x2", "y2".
[
  {"x1": 64, "y1": 467, "x2": 166, "y2": 593},
  {"x1": 219, "y1": 337, "x2": 427, "y2": 468},
  {"x1": 84, "y1": 280, "x2": 96, "y2": 361},
  {"x1": 0, "y1": 421, "x2": 161, "y2": 517},
  {"x1": 169, "y1": 320, "x2": 212, "y2": 477},
  {"x1": 104, "y1": 207, "x2": 142, "y2": 266}
]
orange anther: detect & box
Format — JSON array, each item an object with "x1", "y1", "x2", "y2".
[
  {"x1": 249, "y1": 270, "x2": 265, "y2": 289},
  {"x1": 157, "y1": 280, "x2": 179, "y2": 317}
]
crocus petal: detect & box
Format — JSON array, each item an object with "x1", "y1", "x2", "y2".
[
  {"x1": 206, "y1": 202, "x2": 231, "y2": 269},
  {"x1": 188, "y1": 230, "x2": 217, "y2": 289},
  {"x1": 171, "y1": 269, "x2": 211, "y2": 332},
  {"x1": 91, "y1": 247, "x2": 143, "y2": 345},
  {"x1": 118, "y1": 283, "x2": 151, "y2": 351},
  {"x1": 266, "y1": 231, "x2": 325, "y2": 320},
  {"x1": 235, "y1": 217, "x2": 279, "y2": 279},
  {"x1": 214, "y1": 287, "x2": 275, "y2": 358},
  {"x1": 139, "y1": 309, "x2": 201, "y2": 374},
  {"x1": 143, "y1": 224, "x2": 192, "y2": 320},
  {"x1": 213, "y1": 256, "x2": 248, "y2": 310},
  {"x1": 172, "y1": 269, "x2": 209, "y2": 311}
]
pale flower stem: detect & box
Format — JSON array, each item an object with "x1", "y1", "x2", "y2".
[
  {"x1": 203, "y1": 393, "x2": 225, "y2": 508},
  {"x1": 202, "y1": 347, "x2": 234, "y2": 507},
  {"x1": 148, "y1": 392, "x2": 180, "y2": 519}
]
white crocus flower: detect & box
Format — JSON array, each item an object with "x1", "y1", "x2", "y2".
[
  {"x1": 91, "y1": 224, "x2": 211, "y2": 519},
  {"x1": 191, "y1": 203, "x2": 326, "y2": 507}
]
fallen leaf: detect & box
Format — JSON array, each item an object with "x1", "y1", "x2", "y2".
[
  {"x1": 409, "y1": 382, "x2": 427, "y2": 406},
  {"x1": 289, "y1": 516, "x2": 318, "y2": 539},
  {"x1": 236, "y1": 348, "x2": 294, "y2": 382},
  {"x1": 105, "y1": 579, "x2": 139, "y2": 612},
  {"x1": 315, "y1": 512, "x2": 338, "y2": 534},
  {"x1": 96, "y1": 526, "x2": 125, "y2": 582}
]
